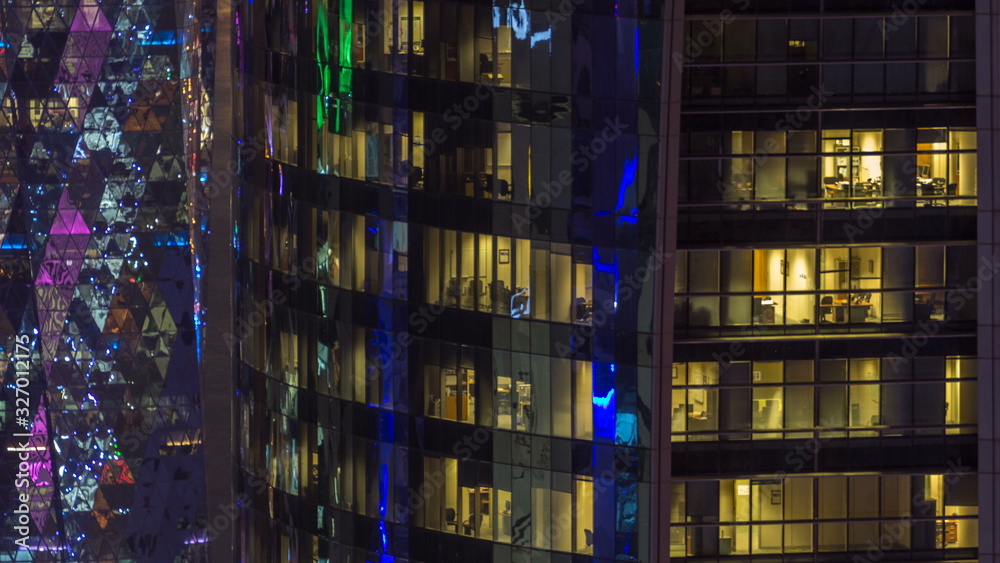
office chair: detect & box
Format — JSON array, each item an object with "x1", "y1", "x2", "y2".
[
  {"x1": 445, "y1": 278, "x2": 461, "y2": 305},
  {"x1": 469, "y1": 278, "x2": 484, "y2": 299},
  {"x1": 464, "y1": 513, "x2": 476, "y2": 535},
  {"x1": 820, "y1": 296, "x2": 833, "y2": 323},
  {"x1": 497, "y1": 179, "x2": 511, "y2": 197},
  {"x1": 823, "y1": 177, "x2": 842, "y2": 196},
  {"x1": 407, "y1": 164, "x2": 423, "y2": 189},
  {"x1": 915, "y1": 301, "x2": 934, "y2": 322},
  {"x1": 445, "y1": 508, "x2": 458, "y2": 530},
  {"x1": 479, "y1": 53, "x2": 493, "y2": 74}
]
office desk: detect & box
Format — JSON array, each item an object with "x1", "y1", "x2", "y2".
[
  {"x1": 480, "y1": 73, "x2": 504, "y2": 85},
  {"x1": 831, "y1": 300, "x2": 871, "y2": 323},
  {"x1": 918, "y1": 181, "x2": 946, "y2": 206},
  {"x1": 918, "y1": 179, "x2": 946, "y2": 194},
  {"x1": 852, "y1": 183, "x2": 879, "y2": 195},
  {"x1": 824, "y1": 182, "x2": 850, "y2": 197},
  {"x1": 823, "y1": 181, "x2": 851, "y2": 208},
  {"x1": 851, "y1": 183, "x2": 880, "y2": 206},
  {"x1": 688, "y1": 414, "x2": 713, "y2": 433}
]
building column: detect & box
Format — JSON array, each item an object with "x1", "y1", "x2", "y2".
[
  {"x1": 203, "y1": 0, "x2": 236, "y2": 559},
  {"x1": 977, "y1": 0, "x2": 1000, "y2": 560},
  {"x1": 652, "y1": 0, "x2": 685, "y2": 561}
]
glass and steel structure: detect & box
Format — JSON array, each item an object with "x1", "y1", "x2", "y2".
[
  {"x1": 233, "y1": 0, "x2": 668, "y2": 561},
  {"x1": 0, "y1": 0, "x2": 212, "y2": 560},
  {"x1": 232, "y1": 0, "x2": 992, "y2": 561},
  {"x1": 2, "y1": 0, "x2": 996, "y2": 561},
  {"x1": 671, "y1": 0, "x2": 979, "y2": 558}
]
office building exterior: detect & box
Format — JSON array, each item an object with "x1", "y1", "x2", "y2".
[
  {"x1": 672, "y1": 0, "x2": 980, "y2": 558},
  {"x1": 0, "y1": 0, "x2": 213, "y2": 560},
  {"x1": 233, "y1": 0, "x2": 668, "y2": 560},
  {"x1": 233, "y1": 1, "x2": 995, "y2": 563},
  {"x1": 4, "y1": 0, "x2": 992, "y2": 561}
]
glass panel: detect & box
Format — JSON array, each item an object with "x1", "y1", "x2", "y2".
[
  {"x1": 495, "y1": 467, "x2": 512, "y2": 543},
  {"x1": 916, "y1": 246, "x2": 945, "y2": 288},
  {"x1": 495, "y1": 236, "x2": 513, "y2": 313},
  {"x1": 752, "y1": 362, "x2": 783, "y2": 439},
  {"x1": 818, "y1": 477, "x2": 847, "y2": 519},
  {"x1": 854, "y1": 18, "x2": 883, "y2": 59},
  {"x1": 818, "y1": 522, "x2": 847, "y2": 551},
  {"x1": 721, "y1": 250, "x2": 752, "y2": 293},
  {"x1": 818, "y1": 386, "x2": 847, "y2": 435},
  {"x1": 574, "y1": 477, "x2": 594, "y2": 554},
  {"x1": 689, "y1": 296, "x2": 720, "y2": 326},
  {"x1": 689, "y1": 251, "x2": 720, "y2": 293},
  {"x1": 479, "y1": 235, "x2": 495, "y2": 312},
  {"x1": 918, "y1": 16, "x2": 949, "y2": 58},
  {"x1": 756, "y1": 19, "x2": 787, "y2": 62},
  {"x1": 574, "y1": 361, "x2": 593, "y2": 440},
  {"x1": 823, "y1": 19, "x2": 853, "y2": 59},
  {"x1": 675, "y1": 251, "x2": 689, "y2": 294},
  {"x1": 671, "y1": 388, "x2": 688, "y2": 440},
  {"x1": 849, "y1": 476, "x2": 879, "y2": 518},
  {"x1": 550, "y1": 247, "x2": 572, "y2": 323},
  {"x1": 784, "y1": 385, "x2": 814, "y2": 434},
  {"x1": 945, "y1": 358, "x2": 976, "y2": 433},
  {"x1": 724, "y1": 20, "x2": 755, "y2": 61}
]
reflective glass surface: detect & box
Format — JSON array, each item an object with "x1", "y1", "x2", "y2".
[
  {"x1": 674, "y1": 2, "x2": 979, "y2": 561},
  {"x1": 234, "y1": 0, "x2": 665, "y2": 561},
  {"x1": 0, "y1": 0, "x2": 212, "y2": 559}
]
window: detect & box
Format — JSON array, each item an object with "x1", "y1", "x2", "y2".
[
  {"x1": 675, "y1": 243, "x2": 975, "y2": 334},
  {"x1": 684, "y1": 128, "x2": 976, "y2": 206},
  {"x1": 671, "y1": 357, "x2": 974, "y2": 440},
  {"x1": 672, "y1": 474, "x2": 977, "y2": 555}
]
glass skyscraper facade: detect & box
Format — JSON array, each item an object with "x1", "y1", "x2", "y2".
[
  {"x1": 0, "y1": 0, "x2": 985, "y2": 561},
  {"x1": 0, "y1": 0, "x2": 213, "y2": 560},
  {"x1": 233, "y1": 0, "x2": 667, "y2": 561},
  {"x1": 671, "y1": 0, "x2": 979, "y2": 558},
  {"x1": 231, "y1": 0, "x2": 996, "y2": 561}
]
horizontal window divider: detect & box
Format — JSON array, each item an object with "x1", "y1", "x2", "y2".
[
  {"x1": 675, "y1": 515, "x2": 977, "y2": 528},
  {"x1": 684, "y1": 12, "x2": 975, "y2": 21},
  {"x1": 676, "y1": 288, "x2": 967, "y2": 297},
  {"x1": 682, "y1": 149, "x2": 977, "y2": 159},
  {"x1": 676, "y1": 423, "x2": 977, "y2": 435},
  {"x1": 676, "y1": 242, "x2": 975, "y2": 250},
  {"x1": 677, "y1": 334, "x2": 976, "y2": 345},
  {"x1": 683, "y1": 57, "x2": 975, "y2": 68},
  {"x1": 677, "y1": 195, "x2": 978, "y2": 207},
  {"x1": 681, "y1": 104, "x2": 976, "y2": 115},
  {"x1": 674, "y1": 379, "x2": 977, "y2": 389}
]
